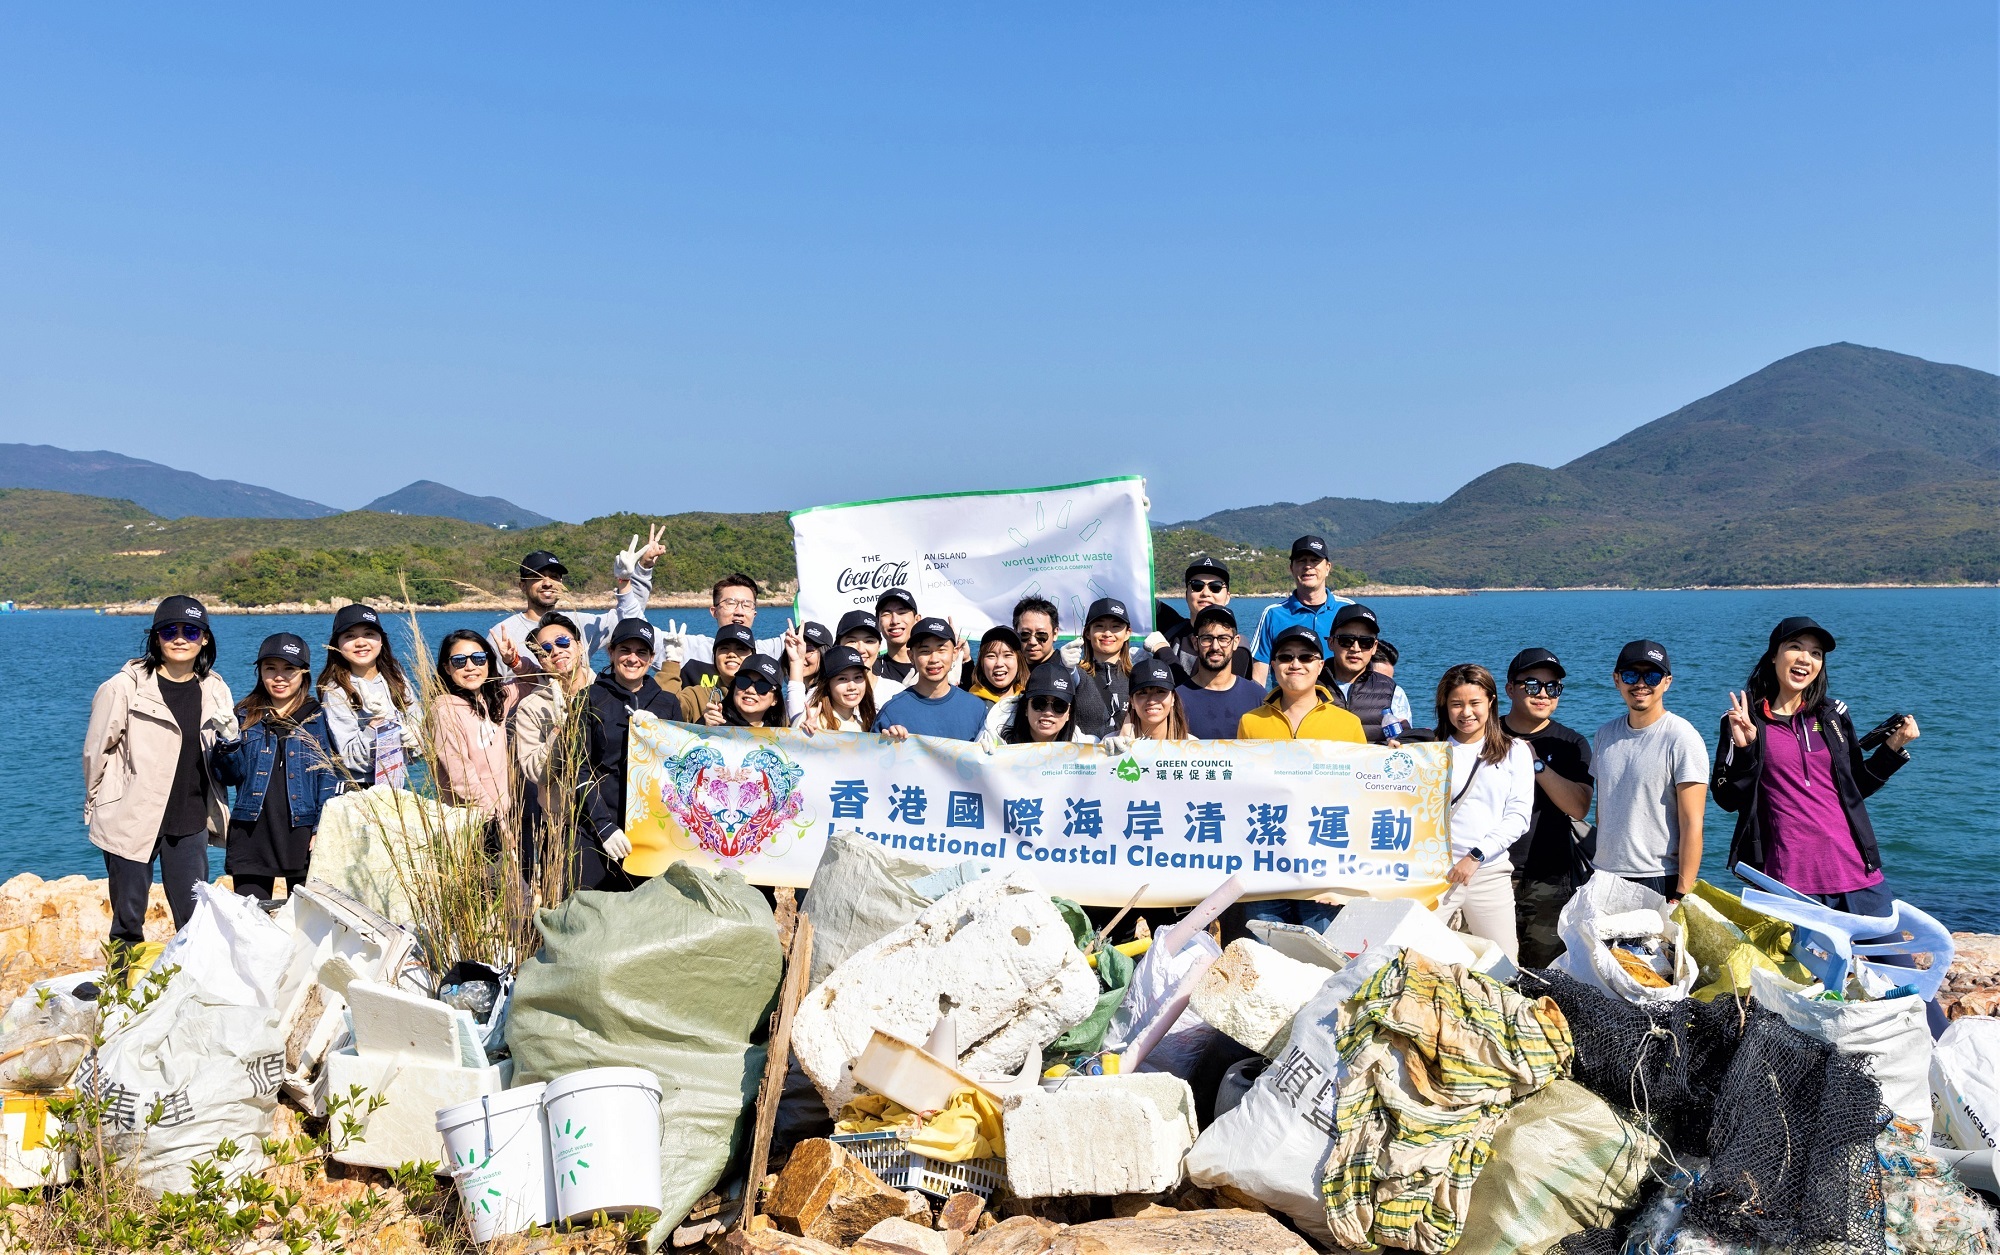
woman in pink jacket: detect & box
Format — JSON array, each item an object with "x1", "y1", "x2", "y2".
[{"x1": 429, "y1": 630, "x2": 526, "y2": 818}]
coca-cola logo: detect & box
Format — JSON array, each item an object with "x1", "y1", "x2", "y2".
[{"x1": 835, "y1": 561, "x2": 911, "y2": 594}]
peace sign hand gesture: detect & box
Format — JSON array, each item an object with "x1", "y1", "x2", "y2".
[
  {"x1": 637, "y1": 523, "x2": 666, "y2": 571},
  {"x1": 1725, "y1": 691, "x2": 1758, "y2": 749}
]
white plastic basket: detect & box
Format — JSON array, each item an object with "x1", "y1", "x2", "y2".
[{"x1": 830, "y1": 1131, "x2": 1005, "y2": 1201}]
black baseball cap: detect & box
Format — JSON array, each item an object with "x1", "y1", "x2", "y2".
[
  {"x1": 714, "y1": 623, "x2": 756, "y2": 651},
  {"x1": 518, "y1": 550, "x2": 567, "y2": 580},
  {"x1": 1191, "y1": 605, "x2": 1238, "y2": 633},
  {"x1": 1184, "y1": 559, "x2": 1230, "y2": 585},
  {"x1": 836, "y1": 610, "x2": 882, "y2": 641},
  {"x1": 1507, "y1": 648, "x2": 1566, "y2": 681},
  {"x1": 1085, "y1": 597, "x2": 1130, "y2": 628},
  {"x1": 1289, "y1": 535, "x2": 1330, "y2": 561},
  {"x1": 875, "y1": 587, "x2": 918, "y2": 615},
  {"x1": 818, "y1": 644, "x2": 868, "y2": 678},
  {"x1": 801, "y1": 620, "x2": 835, "y2": 650},
  {"x1": 328, "y1": 603, "x2": 382, "y2": 644},
  {"x1": 1131, "y1": 657, "x2": 1176, "y2": 693},
  {"x1": 1769, "y1": 616, "x2": 1836, "y2": 653},
  {"x1": 1330, "y1": 603, "x2": 1380, "y2": 636},
  {"x1": 1374, "y1": 639, "x2": 1399, "y2": 667},
  {"x1": 1271, "y1": 624, "x2": 1324, "y2": 657},
  {"x1": 980, "y1": 625, "x2": 1024, "y2": 653},
  {"x1": 735, "y1": 653, "x2": 783, "y2": 691},
  {"x1": 908, "y1": 616, "x2": 955, "y2": 646},
  {"x1": 256, "y1": 632, "x2": 310, "y2": 668},
  {"x1": 152, "y1": 595, "x2": 208, "y2": 631},
  {"x1": 1614, "y1": 640, "x2": 1671, "y2": 675},
  {"x1": 1023, "y1": 666, "x2": 1076, "y2": 703},
  {"x1": 609, "y1": 618, "x2": 656, "y2": 650}
]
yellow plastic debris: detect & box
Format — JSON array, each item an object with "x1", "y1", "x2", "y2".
[
  {"x1": 835, "y1": 1087, "x2": 1006, "y2": 1162},
  {"x1": 1674, "y1": 880, "x2": 1814, "y2": 1002}
]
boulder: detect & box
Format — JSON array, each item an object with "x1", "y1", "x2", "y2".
[
  {"x1": 939, "y1": 1191, "x2": 987, "y2": 1237},
  {"x1": 0, "y1": 873, "x2": 173, "y2": 1004},
  {"x1": 1003, "y1": 1074, "x2": 1199, "y2": 1198},
  {"x1": 1940, "y1": 932, "x2": 2000, "y2": 1020},
  {"x1": 854, "y1": 1218, "x2": 953, "y2": 1255},
  {"x1": 1189, "y1": 939, "x2": 1331, "y2": 1056},
  {"x1": 963, "y1": 1216, "x2": 1062, "y2": 1255},
  {"x1": 1044, "y1": 1209, "x2": 1315, "y2": 1254},
  {"x1": 792, "y1": 871, "x2": 1099, "y2": 1112},
  {"x1": 766, "y1": 1138, "x2": 922, "y2": 1247},
  {"x1": 726, "y1": 1231, "x2": 847, "y2": 1255}
]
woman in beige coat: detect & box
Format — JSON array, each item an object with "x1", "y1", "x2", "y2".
[{"x1": 82, "y1": 596, "x2": 239, "y2": 957}]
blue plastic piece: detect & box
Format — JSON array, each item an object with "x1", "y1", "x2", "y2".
[{"x1": 1731, "y1": 863, "x2": 1955, "y2": 1000}]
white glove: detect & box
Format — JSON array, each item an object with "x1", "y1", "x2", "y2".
[
  {"x1": 658, "y1": 631, "x2": 687, "y2": 665},
  {"x1": 976, "y1": 728, "x2": 1001, "y2": 755},
  {"x1": 1059, "y1": 639, "x2": 1084, "y2": 667},
  {"x1": 1143, "y1": 631, "x2": 1169, "y2": 653},
  {"x1": 1100, "y1": 735, "x2": 1135, "y2": 756},
  {"x1": 612, "y1": 534, "x2": 642, "y2": 584},
  {"x1": 602, "y1": 828, "x2": 633, "y2": 860}
]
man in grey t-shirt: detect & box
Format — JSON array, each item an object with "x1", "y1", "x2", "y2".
[{"x1": 1590, "y1": 640, "x2": 1709, "y2": 901}]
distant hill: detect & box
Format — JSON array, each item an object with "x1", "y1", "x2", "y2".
[
  {"x1": 1342, "y1": 343, "x2": 1999, "y2": 587},
  {"x1": 0, "y1": 444, "x2": 338, "y2": 519},
  {"x1": 363, "y1": 480, "x2": 556, "y2": 529},
  {"x1": 1168, "y1": 496, "x2": 1432, "y2": 549}
]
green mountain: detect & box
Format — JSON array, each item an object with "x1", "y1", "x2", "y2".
[
  {"x1": 362, "y1": 480, "x2": 557, "y2": 529},
  {"x1": 1167, "y1": 496, "x2": 1432, "y2": 549},
  {"x1": 1343, "y1": 343, "x2": 1998, "y2": 587},
  {"x1": 0, "y1": 443, "x2": 339, "y2": 519}
]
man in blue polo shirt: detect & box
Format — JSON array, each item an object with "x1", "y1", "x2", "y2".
[
  {"x1": 1248, "y1": 535, "x2": 1353, "y2": 686},
  {"x1": 874, "y1": 617, "x2": 988, "y2": 741}
]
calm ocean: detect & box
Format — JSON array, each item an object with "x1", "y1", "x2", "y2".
[{"x1": 4, "y1": 587, "x2": 1993, "y2": 931}]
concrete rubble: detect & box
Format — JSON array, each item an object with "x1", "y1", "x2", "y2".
[
  {"x1": 1187, "y1": 938, "x2": 1331, "y2": 1057},
  {"x1": 1001, "y1": 1075, "x2": 1198, "y2": 1199}
]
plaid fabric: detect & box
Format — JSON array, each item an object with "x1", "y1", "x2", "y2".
[{"x1": 1321, "y1": 950, "x2": 1575, "y2": 1254}]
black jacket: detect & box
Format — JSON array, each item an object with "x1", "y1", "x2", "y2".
[
  {"x1": 579, "y1": 670, "x2": 683, "y2": 845},
  {"x1": 1711, "y1": 698, "x2": 1907, "y2": 876}
]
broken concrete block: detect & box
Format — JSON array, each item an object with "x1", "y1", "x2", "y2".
[
  {"x1": 962, "y1": 1216, "x2": 1061, "y2": 1255},
  {"x1": 1042, "y1": 1209, "x2": 1314, "y2": 1254},
  {"x1": 792, "y1": 871, "x2": 1099, "y2": 1113},
  {"x1": 324, "y1": 1050, "x2": 501, "y2": 1170},
  {"x1": 855, "y1": 1218, "x2": 952, "y2": 1255},
  {"x1": 1002, "y1": 1074, "x2": 1199, "y2": 1198},
  {"x1": 1189, "y1": 939, "x2": 1331, "y2": 1057},
  {"x1": 766, "y1": 1137, "x2": 920, "y2": 1248}
]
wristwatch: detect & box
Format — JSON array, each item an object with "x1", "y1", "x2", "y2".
[
  {"x1": 1533, "y1": 758, "x2": 1547, "y2": 774},
  {"x1": 1468, "y1": 849, "x2": 1486, "y2": 863}
]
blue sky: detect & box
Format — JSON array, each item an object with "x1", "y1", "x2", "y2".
[{"x1": 2, "y1": 5, "x2": 1993, "y2": 524}]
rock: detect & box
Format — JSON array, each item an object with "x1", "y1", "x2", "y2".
[
  {"x1": 0, "y1": 873, "x2": 173, "y2": 1005},
  {"x1": 854, "y1": 1217, "x2": 953, "y2": 1255},
  {"x1": 1940, "y1": 933, "x2": 2000, "y2": 1020},
  {"x1": 1188, "y1": 939, "x2": 1331, "y2": 1056},
  {"x1": 963, "y1": 1216, "x2": 1062, "y2": 1255},
  {"x1": 766, "y1": 1138, "x2": 920, "y2": 1247},
  {"x1": 1002, "y1": 1074, "x2": 1199, "y2": 1198},
  {"x1": 792, "y1": 871, "x2": 1101, "y2": 1112},
  {"x1": 726, "y1": 1230, "x2": 847, "y2": 1255},
  {"x1": 1043, "y1": 1209, "x2": 1315, "y2": 1254},
  {"x1": 939, "y1": 1191, "x2": 987, "y2": 1236}
]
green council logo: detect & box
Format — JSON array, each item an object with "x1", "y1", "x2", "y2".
[{"x1": 1114, "y1": 757, "x2": 1143, "y2": 783}]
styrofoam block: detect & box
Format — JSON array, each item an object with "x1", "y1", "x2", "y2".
[
  {"x1": 792, "y1": 870, "x2": 1100, "y2": 1113},
  {"x1": 346, "y1": 979, "x2": 462, "y2": 1063},
  {"x1": 1323, "y1": 898, "x2": 1477, "y2": 968},
  {"x1": 1190, "y1": 940, "x2": 1332, "y2": 1057},
  {"x1": 1002, "y1": 1074, "x2": 1198, "y2": 1198},
  {"x1": 325, "y1": 1051, "x2": 502, "y2": 1171}
]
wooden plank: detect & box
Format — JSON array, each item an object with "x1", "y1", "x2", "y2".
[{"x1": 739, "y1": 910, "x2": 814, "y2": 1232}]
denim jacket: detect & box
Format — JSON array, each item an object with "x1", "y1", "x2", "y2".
[{"x1": 211, "y1": 700, "x2": 346, "y2": 829}]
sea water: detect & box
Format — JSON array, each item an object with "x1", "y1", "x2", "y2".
[{"x1": 2, "y1": 587, "x2": 1992, "y2": 931}]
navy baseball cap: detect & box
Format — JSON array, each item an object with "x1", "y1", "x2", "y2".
[
  {"x1": 1507, "y1": 647, "x2": 1565, "y2": 681},
  {"x1": 734, "y1": 653, "x2": 783, "y2": 691},
  {"x1": 836, "y1": 610, "x2": 882, "y2": 641},
  {"x1": 152, "y1": 595, "x2": 208, "y2": 630},
  {"x1": 980, "y1": 625, "x2": 1024, "y2": 653},
  {"x1": 1131, "y1": 657, "x2": 1176, "y2": 693},
  {"x1": 714, "y1": 623, "x2": 756, "y2": 651},
  {"x1": 1615, "y1": 640, "x2": 1671, "y2": 675},
  {"x1": 610, "y1": 618, "x2": 656, "y2": 650},
  {"x1": 1331, "y1": 603, "x2": 1380, "y2": 635},
  {"x1": 1289, "y1": 535, "x2": 1330, "y2": 561},
  {"x1": 1024, "y1": 666, "x2": 1076, "y2": 703},
  {"x1": 328, "y1": 603, "x2": 382, "y2": 643},
  {"x1": 908, "y1": 616, "x2": 955, "y2": 646},
  {"x1": 875, "y1": 587, "x2": 918, "y2": 615},
  {"x1": 1084, "y1": 597, "x2": 1130, "y2": 627},
  {"x1": 1769, "y1": 616, "x2": 1836, "y2": 653},
  {"x1": 801, "y1": 620, "x2": 835, "y2": 650},
  {"x1": 1184, "y1": 559, "x2": 1230, "y2": 584},
  {"x1": 256, "y1": 632, "x2": 310, "y2": 668},
  {"x1": 518, "y1": 550, "x2": 567, "y2": 580},
  {"x1": 1191, "y1": 605, "x2": 1238, "y2": 633},
  {"x1": 1271, "y1": 624, "x2": 1324, "y2": 657},
  {"x1": 818, "y1": 645, "x2": 868, "y2": 678}
]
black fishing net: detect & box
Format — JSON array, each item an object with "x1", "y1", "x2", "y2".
[
  {"x1": 1550, "y1": 1230, "x2": 1625, "y2": 1255},
  {"x1": 1684, "y1": 1008, "x2": 1887, "y2": 1254},
  {"x1": 1518, "y1": 967, "x2": 1748, "y2": 1157}
]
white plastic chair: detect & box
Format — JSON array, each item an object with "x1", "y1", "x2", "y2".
[{"x1": 1732, "y1": 863, "x2": 1955, "y2": 1001}]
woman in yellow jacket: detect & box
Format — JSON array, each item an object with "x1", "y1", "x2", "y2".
[{"x1": 1236, "y1": 626, "x2": 1367, "y2": 742}]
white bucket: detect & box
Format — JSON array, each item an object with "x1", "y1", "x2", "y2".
[
  {"x1": 435, "y1": 1083, "x2": 553, "y2": 1242},
  {"x1": 542, "y1": 1066, "x2": 663, "y2": 1221}
]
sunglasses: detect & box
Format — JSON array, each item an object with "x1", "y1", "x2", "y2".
[
  {"x1": 736, "y1": 677, "x2": 776, "y2": 696},
  {"x1": 534, "y1": 634, "x2": 576, "y2": 651},
  {"x1": 1617, "y1": 669, "x2": 1666, "y2": 687},
  {"x1": 1273, "y1": 651, "x2": 1320, "y2": 665},
  {"x1": 447, "y1": 651, "x2": 490, "y2": 669},
  {"x1": 1332, "y1": 634, "x2": 1378, "y2": 650},
  {"x1": 1027, "y1": 696, "x2": 1070, "y2": 714},
  {"x1": 1515, "y1": 679, "x2": 1564, "y2": 697},
  {"x1": 156, "y1": 623, "x2": 205, "y2": 643},
  {"x1": 1017, "y1": 630, "x2": 1053, "y2": 643},
  {"x1": 1186, "y1": 580, "x2": 1227, "y2": 594}
]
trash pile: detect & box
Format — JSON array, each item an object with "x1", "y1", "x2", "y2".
[{"x1": 4, "y1": 839, "x2": 2000, "y2": 1255}]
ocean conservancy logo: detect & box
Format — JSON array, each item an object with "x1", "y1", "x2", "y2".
[
  {"x1": 1381, "y1": 750, "x2": 1415, "y2": 782},
  {"x1": 835, "y1": 559, "x2": 911, "y2": 595}
]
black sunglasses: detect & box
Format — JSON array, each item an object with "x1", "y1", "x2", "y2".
[
  {"x1": 1515, "y1": 679, "x2": 1564, "y2": 697},
  {"x1": 447, "y1": 650, "x2": 490, "y2": 668},
  {"x1": 156, "y1": 623, "x2": 206, "y2": 643},
  {"x1": 1027, "y1": 696, "x2": 1070, "y2": 714},
  {"x1": 736, "y1": 675, "x2": 776, "y2": 695},
  {"x1": 1332, "y1": 634, "x2": 1378, "y2": 650},
  {"x1": 1017, "y1": 630, "x2": 1053, "y2": 643},
  {"x1": 1617, "y1": 669, "x2": 1666, "y2": 687},
  {"x1": 1186, "y1": 579, "x2": 1227, "y2": 593},
  {"x1": 1273, "y1": 651, "x2": 1320, "y2": 665},
  {"x1": 534, "y1": 634, "x2": 575, "y2": 651}
]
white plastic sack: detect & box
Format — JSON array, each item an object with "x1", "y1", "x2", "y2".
[
  {"x1": 1748, "y1": 967, "x2": 1933, "y2": 1142},
  {"x1": 1184, "y1": 947, "x2": 1397, "y2": 1243},
  {"x1": 82, "y1": 885, "x2": 289, "y2": 1194},
  {"x1": 1104, "y1": 930, "x2": 1223, "y2": 1080},
  {"x1": 1933, "y1": 1016, "x2": 2000, "y2": 1151},
  {"x1": 0, "y1": 982, "x2": 97, "y2": 1091},
  {"x1": 1550, "y1": 872, "x2": 1696, "y2": 1005}
]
